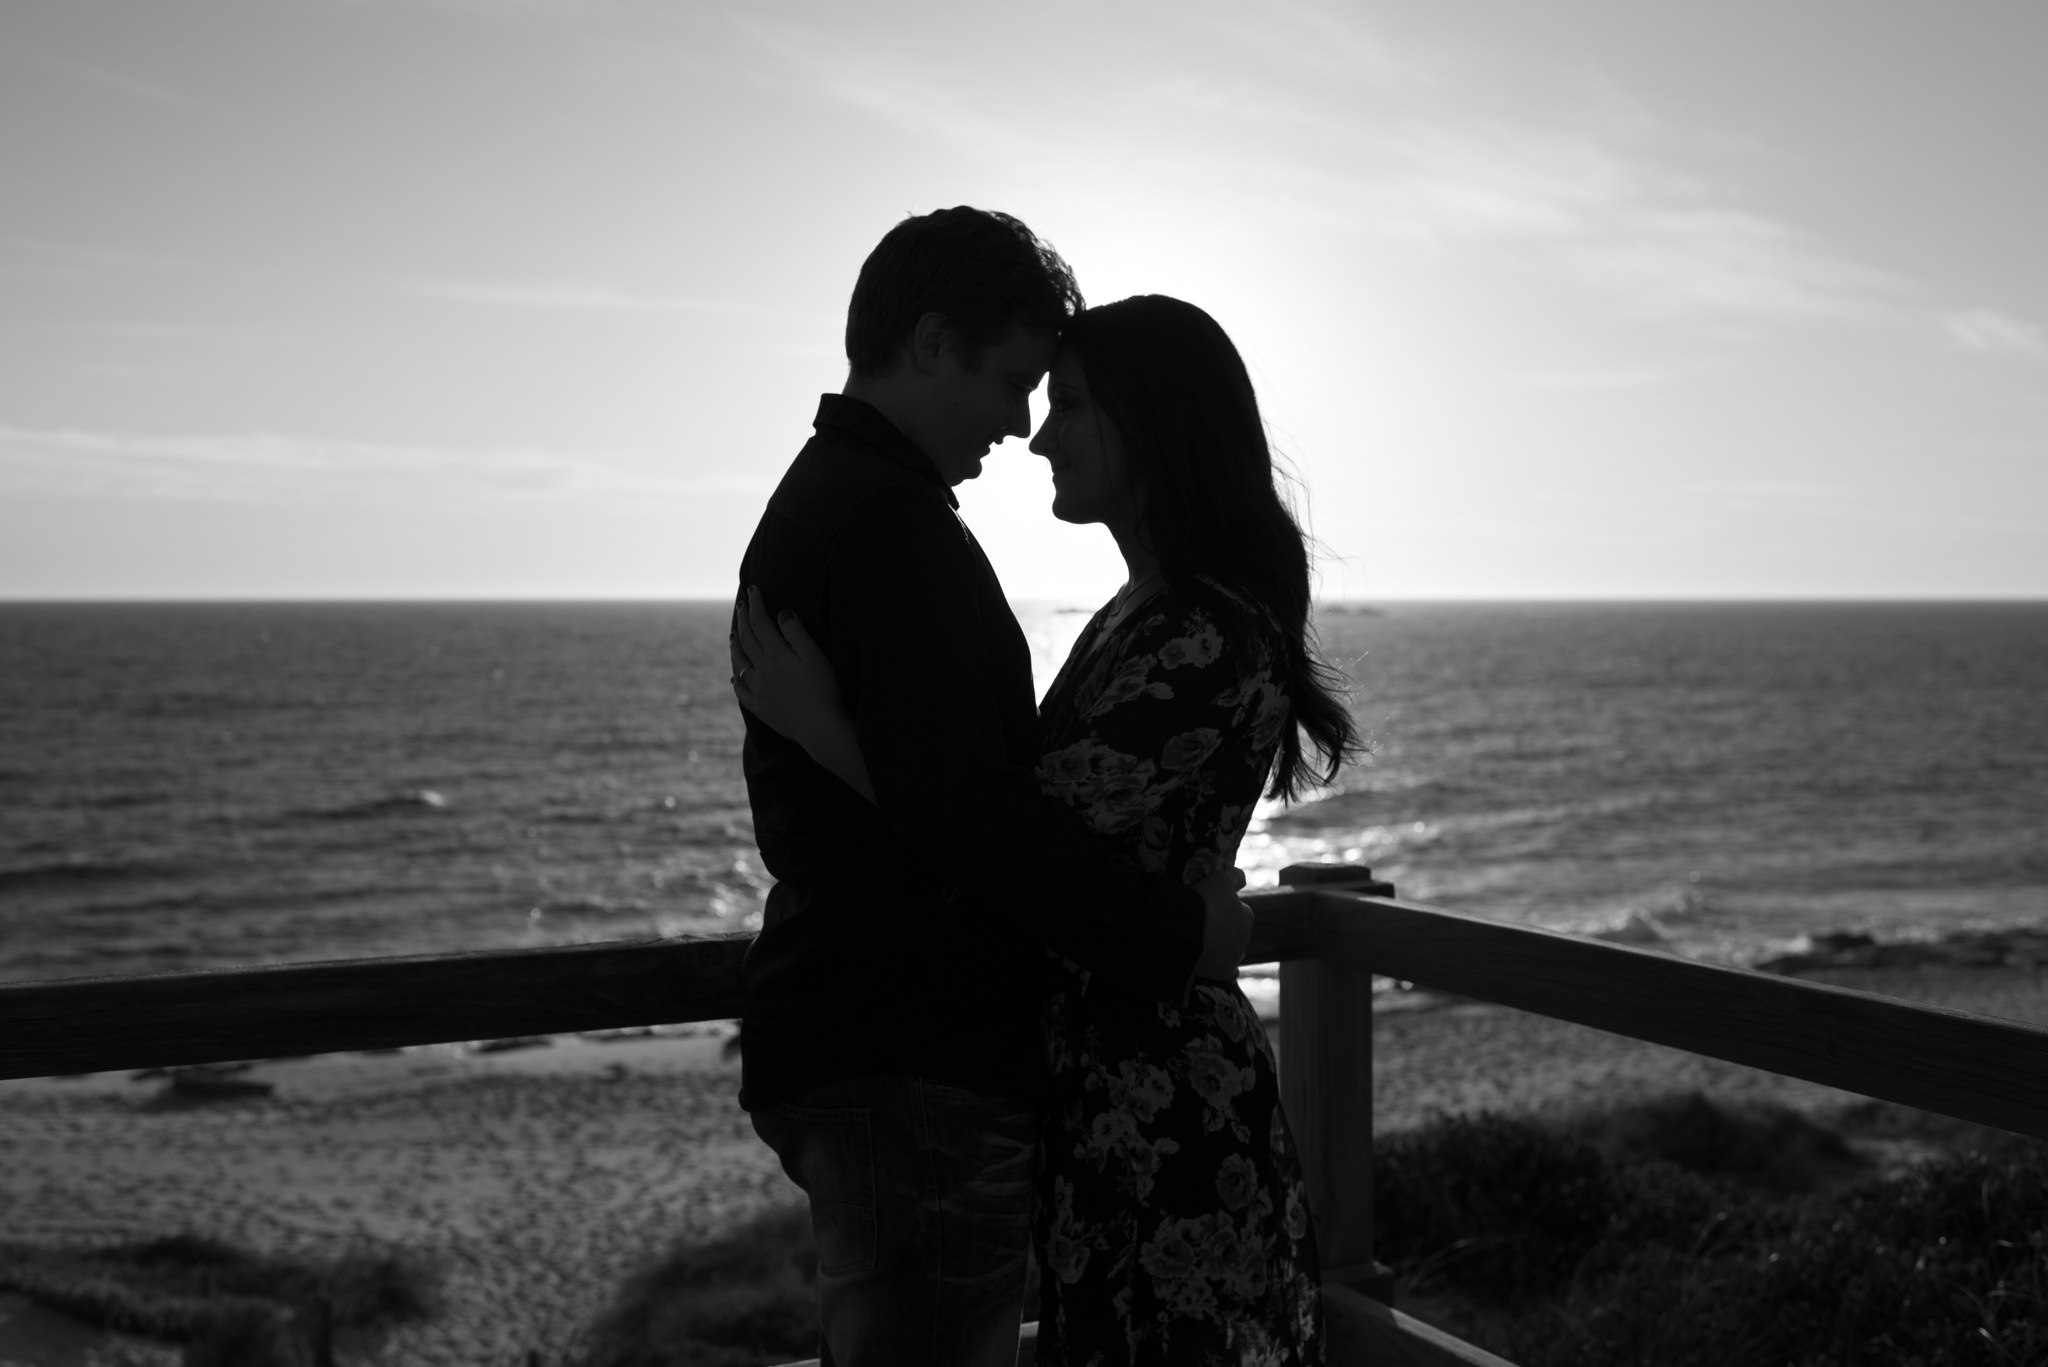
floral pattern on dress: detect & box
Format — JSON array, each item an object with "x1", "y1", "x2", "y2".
[{"x1": 1032, "y1": 578, "x2": 1324, "y2": 1366}]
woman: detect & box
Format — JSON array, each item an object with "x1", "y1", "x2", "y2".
[{"x1": 734, "y1": 294, "x2": 1360, "y2": 1364}]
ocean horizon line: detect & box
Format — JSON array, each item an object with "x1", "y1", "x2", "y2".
[{"x1": 3, "y1": 594, "x2": 2045, "y2": 608}]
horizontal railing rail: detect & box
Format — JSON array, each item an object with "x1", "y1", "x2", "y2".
[
  {"x1": 0, "y1": 932, "x2": 753, "y2": 1082},
  {"x1": 0, "y1": 895, "x2": 1282, "y2": 1081},
  {"x1": 0, "y1": 886, "x2": 1349, "y2": 1082},
  {"x1": 7, "y1": 883, "x2": 2042, "y2": 1136},
  {"x1": 1304, "y1": 888, "x2": 2048, "y2": 1144}
]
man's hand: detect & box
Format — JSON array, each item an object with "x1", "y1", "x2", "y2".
[{"x1": 1192, "y1": 865, "x2": 1253, "y2": 980}]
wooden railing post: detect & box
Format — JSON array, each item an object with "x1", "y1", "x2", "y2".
[{"x1": 1277, "y1": 863, "x2": 1398, "y2": 1306}]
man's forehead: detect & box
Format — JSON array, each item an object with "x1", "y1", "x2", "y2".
[{"x1": 988, "y1": 323, "x2": 1058, "y2": 369}]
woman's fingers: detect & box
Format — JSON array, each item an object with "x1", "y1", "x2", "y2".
[
  {"x1": 729, "y1": 630, "x2": 755, "y2": 680},
  {"x1": 733, "y1": 588, "x2": 765, "y2": 663},
  {"x1": 775, "y1": 608, "x2": 819, "y2": 663},
  {"x1": 745, "y1": 585, "x2": 795, "y2": 660},
  {"x1": 734, "y1": 587, "x2": 786, "y2": 680}
]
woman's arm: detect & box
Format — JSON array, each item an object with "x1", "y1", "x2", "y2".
[
  {"x1": 1036, "y1": 597, "x2": 1277, "y2": 973},
  {"x1": 730, "y1": 585, "x2": 876, "y2": 803}
]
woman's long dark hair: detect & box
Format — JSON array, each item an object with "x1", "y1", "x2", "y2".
[{"x1": 1061, "y1": 294, "x2": 1363, "y2": 801}]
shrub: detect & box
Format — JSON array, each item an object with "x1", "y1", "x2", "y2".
[
  {"x1": 572, "y1": 1202, "x2": 1044, "y2": 1367},
  {"x1": 1373, "y1": 1102, "x2": 2048, "y2": 1367},
  {"x1": 1579, "y1": 1091, "x2": 1868, "y2": 1193},
  {"x1": 574, "y1": 1205, "x2": 820, "y2": 1367},
  {"x1": 0, "y1": 1233, "x2": 433, "y2": 1349},
  {"x1": 1373, "y1": 1112, "x2": 1617, "y2": 1299}
]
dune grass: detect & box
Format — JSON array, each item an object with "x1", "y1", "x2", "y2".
[
  {"x1": 570, "y1": 1203, "x2": 1046, "y2": 1367},
  {"x1": 0, "y1": 1232, "x2": 434, "y2": 1361},
  {"x1": 1376, "y1": 1096, "x2": 2048, "y2": 1366},
  {"x1": 567, "y1": 1093, "x2": 2046, "y2": 1365},
  {"x1": 572, "y1": 1204, "x2": 820, "y2": 1367}
]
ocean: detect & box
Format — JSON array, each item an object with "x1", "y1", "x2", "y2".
[{"x1": 2, "y1": 600, "x2": 2044, "y2": 988}]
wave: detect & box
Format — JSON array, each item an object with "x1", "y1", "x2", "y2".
[
  {"x1": 530, "y1": 894, "x2": 655, "y2": 919},
  {"x1": 68, "y1": 792, "x2": 166, "y2": 812},
  {"x1": 0, "y1": 934, "x2": 211, "y2": 979},
  {"x1": 290, "y1": 789, "x2": 452, "y2": 822},
  {"x1": 0, "y1": 857, "x2": 183, "y2": 893},
  {"x1": 1259, "y1": 778, "x2": 1485, "y2": 833}
]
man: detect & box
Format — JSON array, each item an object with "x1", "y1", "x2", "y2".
[{"x1": 731, "y1": 207, "x2": 1253, "y2": 1366}]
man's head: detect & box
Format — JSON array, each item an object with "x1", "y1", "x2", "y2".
[{"x1": 843, "y1": 207, "x2": 1082, "y2": 485}]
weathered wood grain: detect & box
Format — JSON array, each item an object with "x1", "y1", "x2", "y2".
[{"x1": 0, "y1": 934, "x2": 750, "y2": 1081}]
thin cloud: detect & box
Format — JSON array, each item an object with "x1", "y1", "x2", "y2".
[
  {"x1": 1682, "y1": 478, "x2": 1854, "y2": 503},
  {"x1": 0, "y1": 236, "x2": 175, "y2": 278},
  {"x1": 1512, "y1": 363, "x2": 1695, "y2": 392},
  {"x1": 1267, "y1": 112, "x2": 1909, "y2": 324},
  {"x1": 757, "y1": 4, "x2": 1905, "y2": 333},
  {"x1": 407, "y1": 280, "x2": 764, "y2": 316},
  {"x1": 317, "y1": 0, "x2": 599, "y2": 17},
  {"x1": 0, "y1": 425, "x2": 765, "y2": 504},
  {"x1": 1942, "y1": 309, "x2": 2048, "y2": 362},
  {"x1": 58, "y1": 321, "x2": 276, "y2": 344},
  {"x1": 33, "y1": 53, "x2": 204, "y2": 109},
  {"x1": 728, "y1": 14, "x2": 1042, "y2": 166},
  {"x1": 1205, "y1": 0, "x2": 1444, "y2": 97},
  {"x1": 1557, "y1": 203, "x2": 1907, "y2": 322}
]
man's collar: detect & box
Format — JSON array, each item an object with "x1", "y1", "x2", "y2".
[{"x1": 813, "y1": 394, "x2": 958, "y2": 510}]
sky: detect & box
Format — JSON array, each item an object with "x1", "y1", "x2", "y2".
[{"x1": 1, "y1": 0, "x2": 2043, "y2": 601}]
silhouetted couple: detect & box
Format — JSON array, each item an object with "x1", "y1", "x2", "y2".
[{"x1": 730, "y1": 206, "x2": 1358, "y2": 1366}]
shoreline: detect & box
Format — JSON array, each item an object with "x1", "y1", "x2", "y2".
[{"x1": 2, "y1": 968, "x2": 2043, "y2": 1364}]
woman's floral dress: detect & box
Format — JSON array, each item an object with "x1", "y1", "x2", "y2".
[{"x1": 1032, "y1": 577, "x2": 1323, "y2": 1366}]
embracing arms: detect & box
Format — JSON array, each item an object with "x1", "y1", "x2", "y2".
[{"x1": 731, "y1": 584, "x2": 1252, "y2": 982}]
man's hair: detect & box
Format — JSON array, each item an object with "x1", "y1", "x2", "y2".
[{"x1": 845, "y1": 207, "x2": 1083, "y2": 376}]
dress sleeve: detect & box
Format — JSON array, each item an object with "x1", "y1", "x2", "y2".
[{"x1": 1037, "y1": 595, "x2": 1286, "y2": 882}]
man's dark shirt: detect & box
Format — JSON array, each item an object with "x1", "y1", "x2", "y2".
[{"x1": 734, "y1": 395, "x2": 1206, "y2": 1111}]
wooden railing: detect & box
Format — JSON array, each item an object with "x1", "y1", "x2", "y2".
[{"x1": 6, "y1": 864, "x2": 2048, "y2": 1367}]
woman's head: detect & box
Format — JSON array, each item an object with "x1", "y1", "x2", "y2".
[
  {"x1": 1029, "y1": 295, "x2": 1265, "y2": 555},
  {"x1": 1030, "y1": 347, "x2": 1135, "y2": 532},
  {"x1": 1031, "y1": 293, "x2": 1363, "y2": 800}
]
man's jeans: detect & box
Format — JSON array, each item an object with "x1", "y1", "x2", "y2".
[{"x1": 751, "y1": 1075, "x2": 1039, "y2": 1367}]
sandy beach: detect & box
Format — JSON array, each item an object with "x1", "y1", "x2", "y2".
[
  {"x1": 0, "y1": 1025, "x2": 795, "y2": 1366},
  {"x1": 3, "y1": 968, "x2": 2045, "y2": 1365}
]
